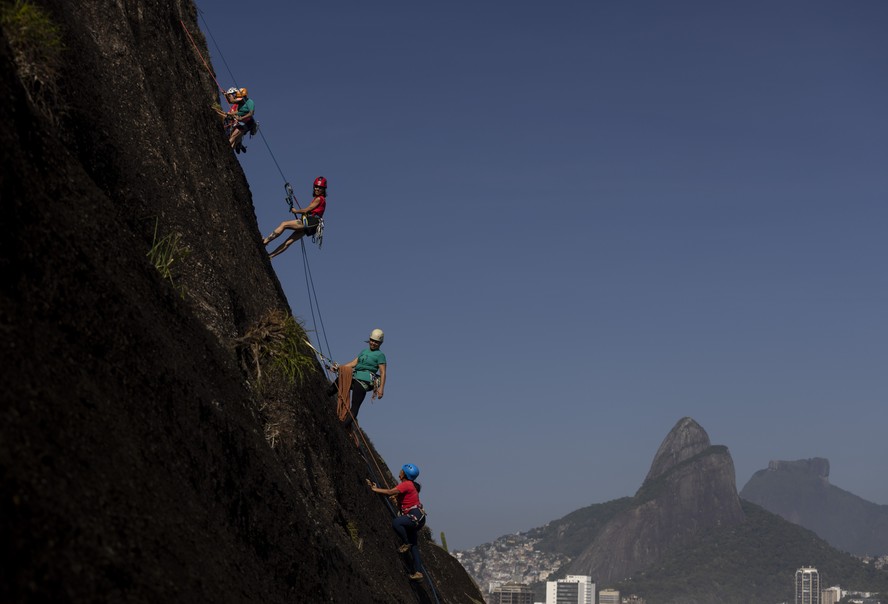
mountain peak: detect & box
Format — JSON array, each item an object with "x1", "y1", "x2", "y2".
[
  {"x1": 644, "y1": 417, "x2": 711, "y2": 483},
  {"x1": 767, "y1": 457, "x2": 830, "y2": 480},
  {"x1": 566, "y1": 417, "x2": 744, "y2": 584},
  {"x1": 741, "y1": 457, "x2": 888, "y2": 555}
]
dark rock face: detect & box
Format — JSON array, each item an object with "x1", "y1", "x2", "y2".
[
  {"x1": 767, "y1": 457, "x2": 830, "y2": 480},
  {"x1": 0, "y1": 2, "x2": 481, "y2": 602},
  {"x1": 567, "y1": 418, "x2": 745, "y2": 584},
  {"x1": 644, "y1": 416, "x2": 712, "y2": 482},
  {"x1": 741, "y1": 459, "x2": 888, "y2": 555}
]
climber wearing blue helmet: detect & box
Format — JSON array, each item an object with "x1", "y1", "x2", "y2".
[{"x1": 367, "y1": 464, "x2": 426, "y2": 581}]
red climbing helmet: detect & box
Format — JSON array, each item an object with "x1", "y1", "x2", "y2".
[{"x1": 313, "y1": 176, "x2": 327, "y2": 189}]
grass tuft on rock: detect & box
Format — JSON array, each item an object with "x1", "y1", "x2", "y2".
[
  {"x1": 147, "y1": 219, "x2": 190, "y2": 298},
  {"x1": 233, "y1": 310, "x2": 316, "y2": 385},
  {"x1": 0, "y1": 0, "x2": 64, "y2": 121}
]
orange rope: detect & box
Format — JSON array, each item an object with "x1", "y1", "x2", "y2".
[
  {"x1": 180, "y1": 20, "x2": 225, "y2": 93},
  {"x1": 334, "y1": 368, "x2": 390, "y2": 488},
  {"x1": 335, "y1": 366, "x2": 353, "y2": 421},
  {"x1": 348, "y1": 413, "x2": 391, "y2": 490}
]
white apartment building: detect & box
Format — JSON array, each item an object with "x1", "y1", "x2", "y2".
[
  {"x1": 599, "y1": 588, "x2": 620, "y2": 604},
  {"x1": 490, "y1": 582, "x2": 535, "y2": 604},
  {"x1": 545, "y1": 575, "x2": 595, "y2": 604},
  {"x1": 795, "y1": 566, "x2": 821, "y2": 604}
]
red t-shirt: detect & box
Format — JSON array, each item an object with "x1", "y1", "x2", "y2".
[
  {"x1": 309, "y1": 195, "x2": 326, "y2": 217},
  {"x1": 396, "y1": 480, "x2": 420, "y2": 512}
]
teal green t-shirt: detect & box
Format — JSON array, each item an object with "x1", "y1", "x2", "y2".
[
  {"x1": 237, "y1": 98, "x2": 254, "y2": 118},
  {"x1": 353, "y1": 348, "x2": 386, "y2": 384}
]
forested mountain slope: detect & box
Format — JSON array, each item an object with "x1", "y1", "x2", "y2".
[{"x1": 742, "y1": 458, "x2": 888, "y2": 556}]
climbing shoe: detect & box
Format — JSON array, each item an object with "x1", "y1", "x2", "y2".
[
  {"x1": 408, "y1": 572, "x2": 423, "y2": 581},
  {"x1": 398, "y1": 544, "x2": 411, "y2": 553}
]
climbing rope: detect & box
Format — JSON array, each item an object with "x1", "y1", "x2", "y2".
[
  {"x1": 196, "y1": 5, "x2": 237, "y2": 87},
  {"x1": 180, "y1": 19, "x2": 225, "y2": 94},
  {"x1": 353, "y1": 421, "x2": 390, "y2": 491},
  {"x1": 299, "y1": 238, "x2": 333, "y2": 359}
]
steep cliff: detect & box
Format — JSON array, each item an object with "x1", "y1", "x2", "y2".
[
  {"x1": 742, "y1": 458, "x2": 888, "y2": 555},
  {"x1": 566, "y1": 418, "x2": 745, "y2": 584},
  {"x1": 0, "y1": 1, "x2": 481, "y2": 602}
]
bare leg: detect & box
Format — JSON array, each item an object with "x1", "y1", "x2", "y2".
[
  {"x1": 268, "y1": 230, "x2": 306, "y2": 258},
  {"x1": 229, "y1": 127, "x2": 244, "y2": 149},
  {"x1": 263, "y1": 219, "x2": 302, "y2": 245}
]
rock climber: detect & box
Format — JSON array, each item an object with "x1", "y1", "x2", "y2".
[
  {"x1": 326, "y1": 328, "x2": 386, "y2": 429},
  {"x1": 217, "y1": 87, "x2": 242, "y2": 151},
  {"x1": 224, "y1": 87, "x2": 254, "y2": 152},
  {"x1": 367, "y1": 463, "x2": 426, "y2": 581},
  {"x1": 263, "y1": 176, "x2": 327, "y2": 259}
]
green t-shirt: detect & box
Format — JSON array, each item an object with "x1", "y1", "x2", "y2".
[
  {"x1": 237, "y1": 97, "x2": 254, "y2": 118},
  {"x1": 354, "y1": 348, "x2": 386, "y2": 384}
]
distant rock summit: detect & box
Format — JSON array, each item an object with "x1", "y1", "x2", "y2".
[
  {"x1": 566, "y1": 417, "x2": 745, "y2": 583},
  {"x1": 456, "y1": 419, "x2": 888, "y2": 603},
  {"x1": 741, "y1": 458, "x2": 888, "y2": 555}
]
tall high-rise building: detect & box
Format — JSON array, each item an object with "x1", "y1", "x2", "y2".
[
  {"x1": 795, "y1": 566, "x2": 821, "y2": 604},
  {"x1": 545, "y1": 575, "x2": 595, "y2": 604},
  {"x1": 599, "y1": 588, "x2": 620, "y2": 604},
  {"x1": 491, "y1": 582, "x2": 534, "y2": 604}
]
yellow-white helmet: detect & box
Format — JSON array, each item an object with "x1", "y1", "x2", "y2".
[{"x1": 368, "y1": 329, "x2": 384, "y2": 343}]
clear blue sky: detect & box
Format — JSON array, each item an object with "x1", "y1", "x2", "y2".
[{"x1": 198, "y1": 1, "x2": 888, "y2": 551}]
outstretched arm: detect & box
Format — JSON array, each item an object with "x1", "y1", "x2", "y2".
[{"x1": 366, "y1": 479, "x2": 399, "y2": 497}]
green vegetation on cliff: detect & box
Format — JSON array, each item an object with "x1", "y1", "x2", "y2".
[{"x1": 614, "y1": 501, "x2": 888, "y2": 604}]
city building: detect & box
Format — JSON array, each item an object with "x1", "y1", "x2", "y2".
[
  {"x1": 821, "y1": 586, "x2": 843, "y2": 604},
  {"x1": 599, "y1": 588, "x2": 620, "y2": 604},
  {"x1": 796, "y1": 566, "x2": 821, "y2": 604},
  {"x1": 491, "y1": 582, "x2": 534, "y2": 604},
  {"x1": 545, "y1": 575, "x2": 595, "y2": 604}
]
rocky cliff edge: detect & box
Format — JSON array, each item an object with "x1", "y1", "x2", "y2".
[{"x1": 0, "y1": 1, "x2": 481, "y2": 602}]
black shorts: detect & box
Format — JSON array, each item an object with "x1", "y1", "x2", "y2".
[{"x1": 303, "y1": 215, "x2": 320, "y2": 235}]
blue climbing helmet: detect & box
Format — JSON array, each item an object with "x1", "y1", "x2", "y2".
[{"x1": 401, "y1": 464, "x2": 420, "y2": 480}]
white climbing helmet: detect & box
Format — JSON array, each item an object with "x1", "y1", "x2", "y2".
[
  {"x1": 226, "y1": 87, "x2": 238, "y2": 95},
  {"x1": 368, "y1": 328, "x2": 384, "y2": 343}
]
